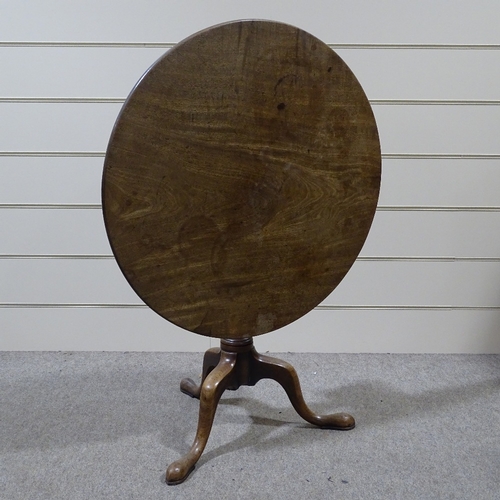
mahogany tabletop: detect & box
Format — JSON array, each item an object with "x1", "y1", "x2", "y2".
[{"x1": 102, "y1": 20, "x2": 381, "y2": 339}]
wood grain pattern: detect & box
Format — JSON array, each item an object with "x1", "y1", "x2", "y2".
[{"x1": 102, "y1": 20, "x2": 381, "y2": 339}]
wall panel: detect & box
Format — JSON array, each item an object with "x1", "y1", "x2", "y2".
[
  {"x1": 3, "y1": 209, "x2": 500, "y2": 258},
  {"x1": 0, "y1": 308, "x2": 208, "y2": 352},
  {"x1": 3, "y1": 48, "x2": 500, "y2": 101},
  {"x1": 2, "y1": 259, "x2": 499, "y2": 308},
  {"x1": 3, "y1": 103, "x2": 499, "y2": 155},
  {"x1": 2, "y1": 1, "x2": 499, "y2": 44},
  {"x1": 1, "y1": 1, "x2": 499, "y2": 352},
  {"x1": 0, "y1": 157, "x2": 103, "y2": 203},
  {"x1": 2, "y1": 156, "x2": 499, "y2": 208}
]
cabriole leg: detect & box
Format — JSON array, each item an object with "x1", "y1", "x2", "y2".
[{"x1": 166, "y1": 351, "x2": 236, "y2": 485}]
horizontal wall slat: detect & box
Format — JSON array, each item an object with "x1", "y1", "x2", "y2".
[
  {"x1": 0, "y1": 307, "x2": 208, "y2": 352},
  {"x1": 0, "y1": 157, "x2": 103, "y2": 203},
  {"x1": 254, "y1": 308, "x2": 500, "y2": 354},
  {"x1": 0, "y1": 152, "x2": 104, "y2": 157},
  {"x1": 2, "y1": 1, "x2": 499, "y2": 45},
  {"x1": 326, "y1": 260, "x2": 500, "y2": 307},
  {"x1": 379, "y1": 158, "x2": 500, "y2": 207},
  {"x1": 2, "y1": 156, "x2": 499, "y2": 207},
  {"x1": 4, "y1": 42, "x2": 500, "y2": 49},
  {"x1": 7, "y1": 204, "x2": 500, "y2": 211},
  {"x1": 2, "y1": 307, "x2": 498, "y2": 354},
  {"x1": 0, "y1": 254, "x2": 114, "y2": 260},
  {"x1": 372, "y1": 105, "x2": 500, "y2": 155},
  {"x1": 3, "y1": 47, "x2": 500, "y2": 100},
  {"x1": 383, "y1": 154, "x2": 500, "y2": 159},
  {"x1": 336, "y1": 49, "x2": 500, "y2": 101},
  {"x1": 2, "y1": 103, "x2": 500, "y2": 155},
  {"x1": 0, "y1": 204, "x2": 101, "y2": 209},
  {"x1": 0, "y1": 47, "x2": 165, "y2": 98},
  {"x1": 1, "y1": 152, "x2": 498, "y2": 159},
  {"x1": 3, "y1": 303, "x2": 498, "y2": 311},
  {"x1": 0, "y1": 259, "x2": 138, "y2": 303},
  {"x1": 2, "y1": 209, "x2": 500, "y2": 258},
  {"x1": 0, "y1": 209, "x2": 110, "y2": 254},
  {"x1": 5, "y1": 98, "x2": 500, "y2": 105},
  {"x1": 0, "y1": 98, "x2": 125, "y2": 103},
  {"x1": 1, "y1": 259, "x2": 499, "y2": 307},
  {"x1": 361, "y1": 211, "x2": 500, "y2": 258},
  {"x1": 0, "y1": 103, "x2": 121, "y2": 152},
  {"x1": 4, "y1": 255, "x2": 500, "y2": 263}
]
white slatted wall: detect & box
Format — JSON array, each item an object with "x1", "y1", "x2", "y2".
[{"x1": 1, "y1": 1, "x2": 499, "y2": 353}]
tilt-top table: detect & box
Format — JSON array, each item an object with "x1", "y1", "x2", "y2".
[{"x1": 102, "y1": 20, "x2": 381, "y2": 485}]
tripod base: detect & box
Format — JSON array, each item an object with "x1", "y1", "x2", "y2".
[{"x1": 166, "y1": 338, "x2": 354, "y2": 485}]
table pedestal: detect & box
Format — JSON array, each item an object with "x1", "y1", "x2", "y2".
[{"x1": 166, "y1": 338, "x2": 354, "y2": 485}]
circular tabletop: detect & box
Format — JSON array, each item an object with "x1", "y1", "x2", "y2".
[{"x1": 102, "y1": 20, "x2": 381, "y2": 339}]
